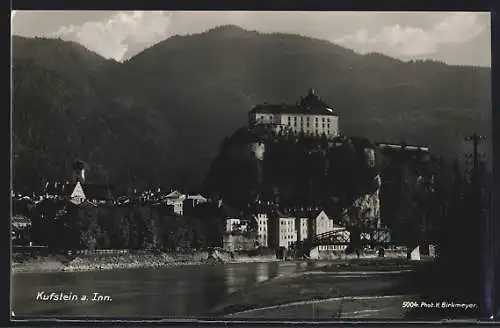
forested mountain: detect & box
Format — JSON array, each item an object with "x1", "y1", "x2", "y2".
[
  {"x1": 11, "y1": 25, "x2": 491, "y2": 192},
  {"x1": 12, "y1": 36, "x2": 186, "y2": 192}
]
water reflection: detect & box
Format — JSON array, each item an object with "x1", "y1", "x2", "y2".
[
  {"x1": 12, "y1": 262, "x2": 291, "y2": 318},
  {"x1": 255, "y1": 262, "x2": 269, "y2": 283},
  {"x1": 224, "y1": 265, "x2": 237, "y2": 294}
]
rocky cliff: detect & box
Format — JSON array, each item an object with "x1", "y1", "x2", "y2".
[
  {"x1": 344, "y1": 175, "x2": 382, "y2": 229},
  {"x1": 204, "y1": 127, "x2": 388, "y2": 228}
]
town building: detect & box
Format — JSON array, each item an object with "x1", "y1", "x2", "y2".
[
  {"x1": 296, "y1": 217, "x2": 309, "y2": 242},
  {"x1": 11, "y1": 214, "x2": 32, "y2": 245},
  {"x1": 42, "y1": 180, "x2": 114, "y2": 206},
  {"x1": 165, "y1": 190, "x2": 186, "y2": 215},
  {"x1": 314, "y1": 210, "x2": 334, "y2": 236},
  {"x1": 225, "y1": 218, "x2": 250, "y2": 234},
  {"x1": 186, "y1": 194, "x2": 208, "y2": 208},
  {"x1": 268, "y1": 211, "x2": 298, "y2": 249},
  {"x1": 248, "y1": 88, "x2": 339, "y2": 138},
  {"x1": 255, "y1": 213, "x2": 269, "y2": 247},
  {"x1": 265, "y1": 207, "x2": 352, "y2": 252}
]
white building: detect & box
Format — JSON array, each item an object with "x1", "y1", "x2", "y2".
[
  {"x1": 314, "y1": 210, "x2": 334, "y2": 236},
  {"x1": 248, "y1": 89, "x2": 339, "y2": 138},
  {"x1": 267, "y1": 211, "x2": 299, "y2": 250},
  {"x1": 225, "y1": 218, "x2": 250, "y2": 234},
  {"x1": 165, "y1": 190, "x2": 186, "y2": 215},
  {"x1": 297, "y1": 217, "x2": 309, "y2": 241},
  {"x1": 69, "y1": 181, "x2": 86, "y2": 205},
  {"x1": 278, "y1": 217, "x2": 297, "y2": 248},
  {"x1": 186, "y1": 194, "x2": 208, "y2": 208},
  {"x1": 226, "y1": 218, "x2": 241, "y2": 233},
  {"x1": 255, "y1": 213, "x2": 269, "y2": 247}
]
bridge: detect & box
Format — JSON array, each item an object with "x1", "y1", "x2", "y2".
[{"x1": 291, "y1": 227, "x2": 435, "y2": 258}]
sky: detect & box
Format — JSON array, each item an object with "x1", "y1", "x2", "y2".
[{"x1": 11, "y1": 11, "x2": 491, "y2": 66}]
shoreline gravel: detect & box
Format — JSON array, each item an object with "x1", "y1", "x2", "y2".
[{"x1": 11, "y1": 252, "x2": 279, "y2": 274}]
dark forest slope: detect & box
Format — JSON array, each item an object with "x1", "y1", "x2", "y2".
[{"x1": 11, "y1": 26, "x2": 491, "y2": 192}]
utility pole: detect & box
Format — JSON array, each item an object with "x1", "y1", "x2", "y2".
[
  {"x1": 464, "y1": 133, "x2": 488, "y2": 308},
  {"x1": 464, "y1": 133, "x2": 487, "y2": 184}
]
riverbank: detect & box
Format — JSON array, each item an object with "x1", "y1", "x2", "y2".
[
  {"x1": 209, "y1": 259, "x2": 434, "y2": 319},
  {"x1": 11, "y1": 251, "x2": 278, "y2": 274}
]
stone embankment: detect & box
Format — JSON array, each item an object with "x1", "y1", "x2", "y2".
[{"x1": 12, "y1": 249, "x2": 277, "y2": 274}]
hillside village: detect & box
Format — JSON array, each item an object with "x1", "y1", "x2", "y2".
[
  {"x1": 11, "y1": 170, "x2": 355, "y2": 256},
  {"x1": 12, "y1": 89, "x2": 443, "y2": 259}
]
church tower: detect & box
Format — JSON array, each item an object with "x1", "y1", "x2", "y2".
[{"x1": 72, "y1": 160, "x2": 86, "y2": 184}]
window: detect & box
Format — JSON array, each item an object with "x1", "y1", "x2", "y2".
[
  {"x1": 327, "y1": 124, "x2": 330, "y2": 128},
  {"x1": 315, "y1": 123, "x2": 318, "y2": 128},
  {"x1": 315, "y1": 117, "x2": 318, "y2": 121},
  {"x1": 322, "y1": 124, "x2": 325, "y2": 128},
  {"x1": 306, "y1": 123, "x2": 309, "y2": 127}
]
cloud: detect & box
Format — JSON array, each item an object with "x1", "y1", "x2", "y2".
[
  {"x1": 49, "y1": 11, "x2": 173, "y2": 61},
  {"x1": 333, "y1": 12, "x2": 487, "y2": 57}
]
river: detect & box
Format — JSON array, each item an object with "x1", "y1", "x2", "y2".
[{"x1": 11, "y1": 261, "x2": 299, "y2": 319}]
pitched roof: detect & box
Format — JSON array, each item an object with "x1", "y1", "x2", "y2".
[
  {"x1": 166, "y1": 190, "x2": 185, "y2": 199},
  {"x1": 187, "y1": 194, "x2": 208, "y2": 201},
  {"x1": 249, "y1": 89, "x2": 338, "y2": 117}
]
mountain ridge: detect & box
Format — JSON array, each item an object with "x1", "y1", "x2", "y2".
[{"x1": 13, "y1": 25, "x2": 492, "y2": 69}]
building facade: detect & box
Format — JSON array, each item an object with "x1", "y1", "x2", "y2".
[
  {"x1": 256, "y1": 213, "x2": 269, "y2": 247},
  {"x1": 165, "y1": 190, "x2": 186, "y2": 215},
  {"x1": 70, "y1": 181, "x2": 86, "y2": 205},
  {"x1": 268, "y1": 213, "x2": 298, "y2": 250},
  {"x1": 248, "y1": 89, "x2": 339, "y2": 138},
  {"x1": 186, "y1": 194, "x2": 208, "y2": 208},
  {"x1": 278, "y1": 217, "x2": 297, "y2": 248},
  {"x1": 314, "y1": 210, "x2": 334, "y2": 236},
  {"x1": 226, "y1": 218, "x2": 241, "y2": 233},
  {"x1": 296, "y1": 217, "x2": 309, "y2": 241}
]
